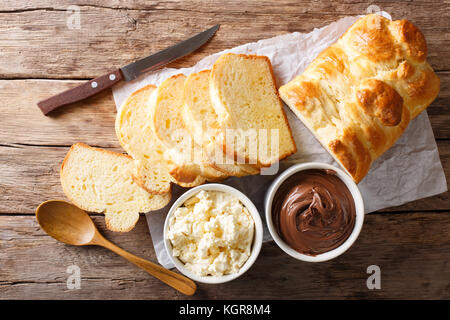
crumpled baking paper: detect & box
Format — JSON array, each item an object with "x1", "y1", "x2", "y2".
[{"x1": 112, "y1": 13, "x2": 447, "y2": 268}]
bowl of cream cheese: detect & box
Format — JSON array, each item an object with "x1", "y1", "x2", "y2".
[{"x1": 164, "y1": 184, "x2": 263, "y2": 284}]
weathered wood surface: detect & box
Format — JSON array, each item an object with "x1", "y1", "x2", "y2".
[
  {"x1": 0, "y1": 139, "x2": 449, "y2": 214},
  {"x1": 0, "y1": 73, "x2": 449, "y2": 146},
  {"x1": 0, "y1": 73, "x2": 448, "y2": 214},
  {"x1": 0, "y1": 0, "x2": 449, "y2": 299},
  {"x1": 0, "y1": 1, "x2": 448, "y2": 79},
  {"x1": 1, "y1": 213, "x2": 449, "y2": 299}
]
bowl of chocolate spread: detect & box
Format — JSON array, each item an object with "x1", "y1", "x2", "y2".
[{"x1": 265, "y1": 162, "x2": 364, "y2": 262}]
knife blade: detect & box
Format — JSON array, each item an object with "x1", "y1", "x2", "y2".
[
  {"x1": 37, "y1": 24, "x2": 220, "y2": 115},
  {"x1": 121, "y1": 24, "x2": 219, "y2": 81}
]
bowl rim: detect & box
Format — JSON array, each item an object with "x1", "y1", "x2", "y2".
[
  {"x1": 265, "y1": 162, "x2": 364, "y2": 262},
  {"x1": 163, "y1": 183, "x2": 263, "y2": 284}
]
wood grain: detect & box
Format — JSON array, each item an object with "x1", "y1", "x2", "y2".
[
  {"x1": 0, "y1": 140, "x2": 448, "y2": 214},
  {"x1": 1, "y1": 213, "x2": 449, "y2": 299},
  {"x1": 0, "y1": 80, "x2": 119, "y2": 147},
  {"x1": 0, "y1": 71, "x2": 448, "y2": 148},
  {"x1": 0, "y1": 0, "x2": 449, "y2": 300},
  {"x1": 0, "y1": 1, "x2": 448, "y2": 79}
]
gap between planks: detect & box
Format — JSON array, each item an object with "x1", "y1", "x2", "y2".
[{"x1": 0, "y1": 70, "x2": 448, "y2": 82}]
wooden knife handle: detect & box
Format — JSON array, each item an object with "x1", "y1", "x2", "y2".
[{"x1": 37, "y1": 69, "x2": 123, "y2": 115}]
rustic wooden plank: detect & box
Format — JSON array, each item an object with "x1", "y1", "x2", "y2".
[
  {"x1": 428, "y1": 71, "x2": 450, "y2": 139},
  {"x1": 0, "y1": 80, "x2": 119, "y2": 147},
  {"x1": 0, "y1": 78, "x2": 447, "y2": 214},
  {"x1": 0, "y1": 139, "x2": 448, "y2": 214},
  {"x1": 0, "y1": 144, "x2": 120, "y2": 214},
  {"x1": 0, "y1": 71, "x2": 448, "y2": 150},
  {"x1": 1, "y1": 212, "x2": 449, "y2": 299},
  {"x1": 1, "y1": 0, "x2": 448, "y2": 14},
  {"x1": 0, "y1": 1, "x2": 447, "y2": 79},
  {"x1": 0, "y1": 0, "x2": 448, "y2": 301}
]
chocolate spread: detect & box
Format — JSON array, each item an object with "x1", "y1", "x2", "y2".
[{"x1": 272, "y1": 169, "x2": 356, "y2": 256}]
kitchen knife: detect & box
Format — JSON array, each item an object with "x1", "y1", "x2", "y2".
[{"x1": 37, "y1": 24, "x2": 220, "y2": 115}]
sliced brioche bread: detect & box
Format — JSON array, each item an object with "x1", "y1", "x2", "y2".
[
  {"x1": 115, "y1": 84, "x2": 171, "y2": 194},
  {"x1": 210, "y1": 53, "x2": 297, "y2": 167},
  {"x1": 150, "y1": 74, "x2": 227, "y2": 186},
  {"x1": 182, "y1": 70, "x2": 260, "y2": 177},
  {"x1": 60, "y1": 143, "x2": 170, "y2": 232}
]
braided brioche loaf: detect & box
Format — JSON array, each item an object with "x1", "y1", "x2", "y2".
[{"x1": 279, "y1": 14, "x2": 440, "y2": 183}]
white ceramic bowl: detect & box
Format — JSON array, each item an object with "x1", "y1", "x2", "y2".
[
  {"x1": 163, "y1": 184, "x2": 263, "y2": 284},
  {"x1": 265, "y1": 162, "x2": 364, "y2": 262}
]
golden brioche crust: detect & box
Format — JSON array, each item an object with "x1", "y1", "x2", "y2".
[
  {"x1": 279, "y1": 14, "x2": 440, "y2": 183},
  {"x1": 356, "y1": 79, "x2": 404, "y2": 127}
]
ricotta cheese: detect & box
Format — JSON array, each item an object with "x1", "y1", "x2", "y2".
[{"x1": 167, "y1": 190, "x2": 254, "y2": 276}]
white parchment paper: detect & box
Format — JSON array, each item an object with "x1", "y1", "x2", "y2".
[{"x1": 112, "y1": 14, "x2": 447, "y2": 268}]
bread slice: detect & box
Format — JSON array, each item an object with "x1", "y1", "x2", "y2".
[
  {"x1": 182, "y1": 70, "x2": 260, "y2": 177},
  {"x1": 60, "y1": 143, "x2": 171, "y2": 232},
  {"x1": 210, "y1": 53, "x2": 297, "y2": 167},
  {"x1": 150, "y1": 74, "x2": 227, "y2": 186},
  {"x1": 115, "y1": 84, "x2": 171, "y2": 194}
]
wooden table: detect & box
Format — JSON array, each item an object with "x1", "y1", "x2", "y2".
[{"x1": 1, "y1": 1, "x2": 449, "y2": 300}]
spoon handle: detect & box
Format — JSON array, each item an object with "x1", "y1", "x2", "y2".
[{"x1": 95, "y1": 236, "x2": 196, "y2": 296}]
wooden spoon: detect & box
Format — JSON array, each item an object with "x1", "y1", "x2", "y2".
[{"x1": 35, "y1": 200, "x2": 196, "y2": 296}]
